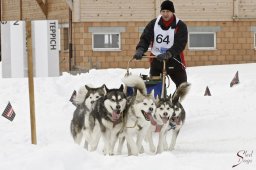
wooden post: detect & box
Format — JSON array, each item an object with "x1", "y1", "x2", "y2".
[
  {"x1": 0, "y1": 0, "x2": 1, "y2": 62},
  {"x1": 68, "y1": 8, "x2": 73, "y2": 71},
  {"x1": 20, "y1": 0, "x2": 22, "y2": 20},
  {"x1": 161, "y1": 60, "x2": 166, "y2": 99},
  {"x1": 26, "y1": 21, "x2": 37, "y2": 144},
  {"x1": 0, "y1": 0, "x2": 2, "y2": 21}
]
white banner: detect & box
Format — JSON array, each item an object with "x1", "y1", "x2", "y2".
[
  {"x1": 1, "y1": 21, "x2": 27, "y2": 78},
  {"x1": 32, "y1": 20, "x2": 60, "y2": 77},
  {"x1": 1, "y1": 20, "x2": 60, "y2": 78}
]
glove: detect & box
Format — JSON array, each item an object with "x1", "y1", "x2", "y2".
[
  {"x1": 157, "y1": 51, "x2": 172, "y2": 61},
  {"x1": 133, "y1": 48, "x2": 144, "y2": 60}
]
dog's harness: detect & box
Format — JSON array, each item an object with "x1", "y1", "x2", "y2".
[
  {"x1": 168, "y1": 121, "x2": 176, "y2": 131},
  {"x1": 167, "y1": 116, "x2": 182, "y2": 131},
  {"x1": 125, "y1": 106, "x2": 143, "y2": 130},
  {"x1": 125, "y1": 120, "x2": 142, "y2": 130}
]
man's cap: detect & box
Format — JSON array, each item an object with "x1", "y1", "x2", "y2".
[{"x1": 161, "y1": 0, "x2": 175, "y2": 13}]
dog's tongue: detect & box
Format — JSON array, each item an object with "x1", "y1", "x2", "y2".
[
  {"x1": 161, "y1": 117, "x2": 169, "y2": 124},
  {"x1": 112, "y1": 110, "x2": 121, "y2": 121},
  {"x1": 150, "y1": 115, "x2": 157, "y2": 125}
]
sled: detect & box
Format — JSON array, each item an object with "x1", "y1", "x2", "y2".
[{"x1": 125, "y1": 56, "x2": 168, "y2": 98}]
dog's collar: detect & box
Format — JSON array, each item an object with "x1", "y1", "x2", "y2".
[{"x1": 126, "y1": 120, "x2": 138, "y2": 128}]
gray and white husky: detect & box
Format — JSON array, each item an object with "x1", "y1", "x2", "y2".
[
  {"x1": 168, "y1": 82, "x2": 190, "y2": 151},
  {"x1": 70, "y1": 84, "x2": 106, "y2": 149},
  {"x1": 146, "y1": 95, "x2": 173, "y2": 154},
  {"x1": 90, "y1": 85, "x2": 127, "y2": 155},
  {"x1": 117, "y1": 75, "x2": 156, "y2": 156},
  {"x1": 157, "y1": 82, "x2": 190, "y2": 153}
]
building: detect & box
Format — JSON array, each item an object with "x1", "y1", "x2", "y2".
[{"x1": 1, "y1": 0, "x2": 256, "y2": 72}]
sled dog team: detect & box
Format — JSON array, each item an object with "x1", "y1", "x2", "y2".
[{"x1": 70, "y1": 75, "x2": 190, "y2": 155}]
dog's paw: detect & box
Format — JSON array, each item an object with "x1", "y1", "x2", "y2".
[
  {"x1": 139, "y1": 146, "x2": 144, "y2": 154},
  {"x1": 129, "y1": 152, "x2": 138, "y2": 156},
  {"x1": 149, "y1": 145, "x2": 156, "y2": 153},
  {"x1": 128, "y1": 149, "x2": 138, "y2": 156},
  {"x1": 156, "y1": 147, "x2": 163, "y2": 154},
  {"x1": 163, "y1": 144, "x2": 168, "y2": 151},
  {"x1": 130, "y1": 147, "x2": 139, "y2": 156},
  {"x1": 156, "y1": 144, "x2": 164, "y2": 154},
  {"x1": 102, "y1": 148, "x2": 107, "y2": 155},
  {"x1": 89, "y1": 146, "x2": 97, "y2": 151},
  {"x1": 169, "y1": 147, "x2": 175, "y2": 151}
]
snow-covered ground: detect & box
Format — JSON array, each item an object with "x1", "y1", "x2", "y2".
[{"x1": 0, "y1": 62, "x2": 255, "y2": 170}]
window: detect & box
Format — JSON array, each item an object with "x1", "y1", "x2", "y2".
[
  {"x1": 188, "y1": 32, "x2": 216, "y2": 50},
  {"x1": 92, "y1": 33, "x2": 120, "y2": 51},
  {"x1": 188, "y1": 26, "x2": 220, "y2": 50},
  {"x1": 251, "y1": 27, "x2": 256, "y2": 49},
  {"x1": 89, "y1": 27, "x2": 125, "y2": 51},
  {"x1": 63, "y1": 28, "x2": 69, "y2": 51},
  {"x1": 58, "y1": 23, "x2": 69, "y2": 51}
]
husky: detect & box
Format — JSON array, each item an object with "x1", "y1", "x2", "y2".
[
  {"x1": 117, "y1": 75, "x2": 156, "y2": 156},
  {"x1": 168, "y1": 82, "x2": 191, "y2": 151},
  {"x1": 70, "y1": 84, "x2": 106, "y2": 149},
  {"x1": 154, "y1": 82, "x2": 190, "y2": 153},
  {"x1": 146, "y1": 95, "x2": 173, "y2": 154},
  {"x1": 72, "y1": 84, "x2": 95, "y2": 106},
  {"x1": 90, "y1": 85, "x2": 127, "y2": 155}
]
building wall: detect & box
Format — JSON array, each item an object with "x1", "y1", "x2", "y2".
[
  {"x1": 75, "y1": 0, "x2": 256, "y2": 22},
  {"x1": 185, "y1": 21, "x2": 256, "y2": 66},
  {"x1": 2, "y1": 0, "x2": 69, "y2": 21},
  {"x1": 71, "y1": 20, "x2": 256, "y2": 69},
  {"x1": 2, "y1": 0, "x2": 256, "y2": 72},
  {"x1": 2, "y1": 0, "x2": 43, "y2": 20}
]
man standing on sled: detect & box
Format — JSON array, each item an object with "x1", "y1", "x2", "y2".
[{"x1": 133, "y1": 0, "x2": 188, "y2": 88}]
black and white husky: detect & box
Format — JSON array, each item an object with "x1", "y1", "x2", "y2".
[
  {"x1": 117, "y1": 75, "x2": 156, "y2": 156},
  {"x1": 70, "y1": 84, "x2": 106, "y2": 149},
  {"x1": 168, "y1": 82, "x2": 190, "y2": 151},
  {"x1": 90, "y1": 85, "x2": 127, "y2": 155},
  {"x1": 146, "y1": 82, "x2": 190, "y2": 153}
]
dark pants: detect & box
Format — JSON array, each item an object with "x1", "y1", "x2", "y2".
[{"x1": 150, "y1": 57, "x2": 187, "y2": 88}]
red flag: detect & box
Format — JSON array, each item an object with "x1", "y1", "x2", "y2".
[
  {"x1": 204, "y1": 86, "x2": 211, "y2": 96},
  {"x1": 2, "y1": 102, "x2": 16, "y2": 121},
  {"x1": 230, "y1": 71, "x2": 239, "y2": 87},
  {"x1": 69, "y1": 90, "x2": 77, "y2": 105}
]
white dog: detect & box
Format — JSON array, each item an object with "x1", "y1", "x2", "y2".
[
  {"x1": 146, "y1": 95, "x2": 173, "y2": 153},
  {"x1": 118, "y1": 75, "x2": 156, "y2": 156}
]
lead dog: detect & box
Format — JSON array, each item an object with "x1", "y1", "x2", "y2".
[
  {"x1": 117, "y1": 75, "x2": 156, "y2": 156},
  {"x1": 90, "y1": 85, "x2": 127, "y2": 155},
  {"x1": 70, "y1": 85, "x2": 106, "y2": 149},
  {"x1": 146, "y1": 95, "x2": 173, "y2": 153},
  {"x1": 167, "y1": 82, "x2": 190, "y2": 151}
]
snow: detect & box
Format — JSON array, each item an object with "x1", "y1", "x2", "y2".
[{"x1": 0, "y1": 62, "x2": 256, "y2": 170}]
